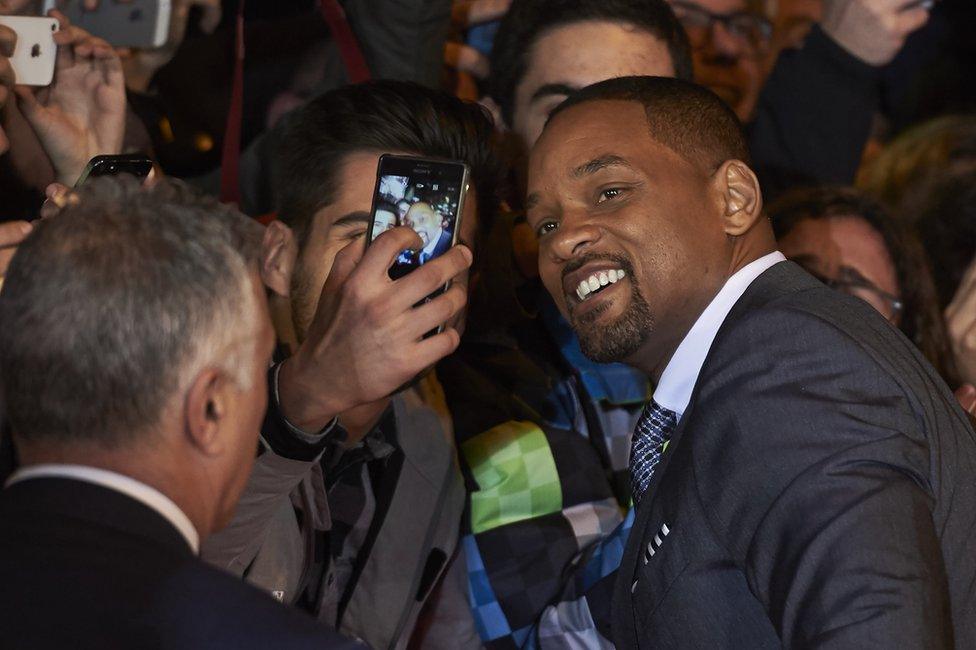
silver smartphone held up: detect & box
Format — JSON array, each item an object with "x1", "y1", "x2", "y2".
[
  {"x1": 366, "y1": 154, "x2": 471, "y2": 281},
  {"x1": 0, "y1": 16, "x2": 58, "y2": 86},
  {"x1": 42, "y1": 0, "x2": 171, "y2": 49}
]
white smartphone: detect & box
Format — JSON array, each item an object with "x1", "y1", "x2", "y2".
[
  {"x1": 0, "y1": 16, "x2": 58, "y2": 87},
  {"x1": 42, "y1": 0, "x2": 171, "y2": 49}
]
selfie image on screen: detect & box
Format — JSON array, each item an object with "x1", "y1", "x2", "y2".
[{"x1": 369, "y1": 163, "x2": 463, "y2": 279}]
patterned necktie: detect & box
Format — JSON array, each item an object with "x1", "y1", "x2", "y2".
[{"x1": 630, "y1": 399, "x2": 678, "y2": 505}]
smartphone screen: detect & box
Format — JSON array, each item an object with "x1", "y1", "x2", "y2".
[{"x1": 366, "y1": 155, "x2": 470, "y2": 280}]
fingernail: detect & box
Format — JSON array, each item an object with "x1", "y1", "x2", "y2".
[
  {"x1": 458, "y1": 244, "x2": 473, "y2": 264},
  {"x1": 19, "y1": 222, "x2": 32, "y2": 235}
]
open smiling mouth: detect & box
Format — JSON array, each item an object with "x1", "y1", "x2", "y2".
[{"x1": 575, "y1": 268, "x2": 626, "y2": 302}]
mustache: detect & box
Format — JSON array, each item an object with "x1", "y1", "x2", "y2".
[{"x1": 561, "y1": 252, "x2": 635, "y2": 284}]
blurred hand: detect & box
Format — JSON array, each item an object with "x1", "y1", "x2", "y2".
[
  {"x1": 452, "y1": 0, "x2": 511, "y2": 28},
  {"x1": 821, "y1": 0, "x2": 930, "y2": 66},
  {"x1": 0, "y1": 23, "x2": 14, "y2": 153},
  {"x1": 278, "y1": 227, "x2": 471, "y2": 431},
  {"x1": 0, "y1": 220, "x2": 32, "y2": 292},
  {"x1": 15, "y1": 11, "x2": 125, "y2": 185},
  {"x1": 946, "y1": 256, "x2": 976, "y2": 386},
  {"x1": 119, "y1": 0, "x2": 221, "y2": 93}
]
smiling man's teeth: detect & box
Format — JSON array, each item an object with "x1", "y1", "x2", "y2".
[{"x1": 574, "y1": 269, "x2": 627, "y2": 302}]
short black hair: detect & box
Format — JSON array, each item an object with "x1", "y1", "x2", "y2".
[
  {"x1": 274, "y1": 80, "x2": 502, "y2": 249},
  {"x1": 769, "y1": 185, "x2": 955, "y2": 384},
  {"x1": 489, "y1": 0, "x2": 693, "y2": 128},
  {"x1": 548, "y1": 76, "x2": 750, "y2": 172}
]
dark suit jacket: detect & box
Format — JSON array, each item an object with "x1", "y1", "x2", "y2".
[
  {"x1": 0, "y1": 477, "x2": 361, "y2": 650},
  {"x1": 613, "y1": 261, "x2": 976, "y2": 649},
  {"x1": 422, "y1": 228, "x2": 453, "y2": 263}
]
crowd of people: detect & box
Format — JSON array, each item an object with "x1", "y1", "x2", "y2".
[{"x1": 0, "y1": 0, "x2": 974, "y2": 648}]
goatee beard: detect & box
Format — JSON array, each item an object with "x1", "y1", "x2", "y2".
[{"x1": 572, "y1": 282, "x2": 654, "y2": 363}]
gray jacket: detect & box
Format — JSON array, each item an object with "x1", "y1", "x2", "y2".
[{"x1": 202, "y1": 388, "x2": 477, "y2": 650}]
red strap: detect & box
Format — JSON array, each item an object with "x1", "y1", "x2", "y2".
[
  {"x1": 318, "y1": 0, "x2": 371, "y2": 84},
  {"x1": 219, "y1": 1, "x2": 246, "y2": 205}
]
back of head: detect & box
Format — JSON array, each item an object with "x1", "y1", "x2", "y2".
[
  {"x1": 490, "y1": 0, "x2": 693, "y2": 128},
  {"x1": 273, "y1": 80, "x2": 502, "y2": 250},
  {"x1": 548, "y1": 75, "x2": 750, "y2": 173},
  {"x1": 0, "y1": 177, "x2": 264, "y2": 448}
]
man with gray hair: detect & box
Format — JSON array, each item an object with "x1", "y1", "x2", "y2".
[{"x1": 0, "y1": 177, "x2": 359, "y2": 649}]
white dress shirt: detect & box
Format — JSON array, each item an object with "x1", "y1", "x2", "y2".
[
  {"x1": 654, "y1": 252, "x2": 786, "y2": 420},
  {"x1": 6, "y1": 464, "x2": 200, "y2": 553}
]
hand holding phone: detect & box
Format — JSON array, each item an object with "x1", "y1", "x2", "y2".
[
  {"x1": 14, "y1": 13, "x2": 127, "y2": 185},
  {"x1": 277, "y1": 227, "x2": 472, "y2": 431}
]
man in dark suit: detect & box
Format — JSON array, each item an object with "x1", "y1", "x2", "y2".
[
  {"x1": 405, "y1": 201, "x2": 453, "y2": 264},
  {"x1": 0, "y1": 178, "x2": 360, "y2": 649},
  {"x1": 525, "y1": 76, "x2": 976, "y2": 648}
]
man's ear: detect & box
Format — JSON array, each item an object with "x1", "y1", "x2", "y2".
[
  {"x1": 714, "y1": 160, "x2": 763, "y2": 237},
  {"x1": 261, "y1": 221, "x2": 298, "y2": 297},
  {"x1": 184, "y1": 368, "x2": 229, "y2": 457}
]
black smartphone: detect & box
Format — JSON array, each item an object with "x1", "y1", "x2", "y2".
[
  {"x1": 75, "y1": 154, "x2": 154, "y2": 187},
  {"x1": 365, "y1": 154, "x2": 471, "y2": 280}
]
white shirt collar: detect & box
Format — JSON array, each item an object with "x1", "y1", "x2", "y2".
[
  {"x1": 6, "y1": 464, "x2": 200, "y2": 554},
  {"x1": 421, "y1": 228, "x2": 444, "y2": 257},
  {"x1": 653, "y1": 252, "x2": 786, "y2": 420}
]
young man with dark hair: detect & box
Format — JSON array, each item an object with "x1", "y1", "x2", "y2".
[
  {"x1": 202, "y1": 80, "x2": 501, "y2": 650},
  {"x1": 0, "y1": 177, "x2": 360, "y2": 650},
  {"x1": 527, "y1": 74, "x2": 976, "y2": 648}
]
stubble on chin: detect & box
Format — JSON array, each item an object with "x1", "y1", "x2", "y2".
[{"x1": 572, "y1": 285, "x2": 654, "y2": 363}]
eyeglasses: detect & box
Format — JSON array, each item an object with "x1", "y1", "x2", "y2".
[
  {"x1": 805, "y1": 267, "x2": 904, "y2": 321},
  {"x1": 670, "y1": 1, "x2": 773, "y2": 52}
]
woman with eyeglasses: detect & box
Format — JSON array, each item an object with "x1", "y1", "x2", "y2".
[{"x1": 770, "y1": 185, "x2": 957, "y2": 387}]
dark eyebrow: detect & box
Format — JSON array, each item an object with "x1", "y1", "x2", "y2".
[
  {"x1": 530, "y1": 83, "x2": 579, "y2": 104},
  {"x1": 837, "y1": 265, "x2": 875, "y2": 287},
  {"x1": 525, "y1": 193, "x2": 541, "y2": 210},
  {"x1": 572, "y1": 155, "x2": 632, "y2": 178},
  {"x1": 333, "y1": 211, "x2": 372, "y2": 227}
]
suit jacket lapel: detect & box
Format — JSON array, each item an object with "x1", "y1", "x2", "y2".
[{"x1": 611, "y1": 261, "x2": 811, "y2": 647}]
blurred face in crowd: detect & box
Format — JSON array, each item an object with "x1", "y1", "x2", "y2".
[
  {"x1": 778, "y1": 215, "x2": 903, "y2": 323},
  {"x1": 770, "y1": 0, "x2": 821, "y2": 59},
  {"x1": 404, "y1": 202, "x2": 443, "y2": 247},
  {"x1": 512, "y1": 20, "x2": 676, "y2": 149},
  {"x1": 397, "y1": 200, "x2": 411, "y2": 219},
  {"x1": 289, "y1": 151, "x2": 478, "y2": 342},
  {"x1": 373, "y1": 208, "x2": 398, "y2": 236},
  {"x1": 527, "y1": 100, "x2": 740, "y2": 373},
  {"x1": 668, "y1": 0, "x2": 769, "y2": 120}
]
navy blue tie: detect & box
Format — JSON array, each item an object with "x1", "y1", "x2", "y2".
[{"x1": 630, "y1": 399, "x2": 677, "y2": 504}]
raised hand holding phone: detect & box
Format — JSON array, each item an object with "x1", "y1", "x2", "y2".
[
  {"x1": 14, "y1": 10, "x2": 125, "y2": 185},
  {"x1": 277, "y1": 226, "x2": 472, "y2": 432}
]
